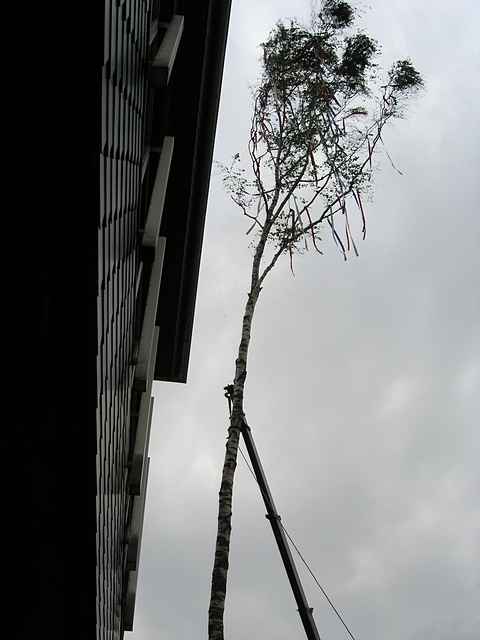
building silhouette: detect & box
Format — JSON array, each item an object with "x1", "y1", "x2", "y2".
[{"x1": 11, "y1": 1, "x2": 231, "y2": 638}]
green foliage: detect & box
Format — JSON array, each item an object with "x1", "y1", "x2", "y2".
[
  {"x1": 390, "y1": 59, "x2": 424, "y2": 92},
  {"x1": 338, "y1": 33, "x2": 378, "y2": 92},
  {"x1": 323, "y1": 0, "x2": 355, "y2": 28},
  {"x1": 221, "y1": 0, "x2": 423, "y2": 270}
]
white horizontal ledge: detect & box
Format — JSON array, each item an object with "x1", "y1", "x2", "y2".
[
  {"x1": 128, "y1": 395, "x2": 154, "y2": 496},
  {"x1": 123, "y1": 579, "x2": 136, "y2": 631},
  {"x1": 126, "y1": 457, "x2": 150, "y2": 572},
  {"x1": 151, "y1": 15, "x2": 184, "y2": 87},
  {"x1": 142, "y1": 137, "x2": 174, "y2": 252},
  {"x1": 134, "y1": 241, "x2": 165, "y2": 391},
  {"x1": 123, "y1": 458, "x2": 150, "y2": 632}
]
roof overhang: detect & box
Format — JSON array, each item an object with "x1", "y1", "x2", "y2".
[{"x1": 151, "y1": 0, "x2": 232, "y2": 383}]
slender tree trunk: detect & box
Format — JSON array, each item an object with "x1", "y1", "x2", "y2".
[{"x1": 208, "y1": 284, "x2": 260, "y2": 640}]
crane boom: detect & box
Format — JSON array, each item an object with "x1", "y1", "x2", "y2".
[{"x1": 240, "y1": 416, "x2": 322, "y2": 640}]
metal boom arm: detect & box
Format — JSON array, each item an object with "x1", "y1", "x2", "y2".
[{"x1": 240, "y1": 416, "x2": 322, "y2": 640}]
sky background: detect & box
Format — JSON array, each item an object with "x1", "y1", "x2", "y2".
[{"x1": 131, "y1": 1, "x2": 479, "y2": 638}]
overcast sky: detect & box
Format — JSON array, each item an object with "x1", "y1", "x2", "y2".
[{"x1": 131, "y1": 2, "x2": 479, "y2": 639}]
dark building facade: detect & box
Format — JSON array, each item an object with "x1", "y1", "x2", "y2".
[{"x1": 11, "y1": 1, "x2": 231, "y2": 638}]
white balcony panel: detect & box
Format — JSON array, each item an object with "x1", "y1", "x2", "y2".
[
  {"x1": 137, "y1": 326, "x2": 158, "y2": 401},
  {"x1": 128, "y1": 395, "x2": 154, "y2": 495},
  {"x1": 151, "y1": 15, "x2": 184, "y2": 87},
  {"x1": 142, "y1": 137, "x2": 174, "y2": 251},
  {"x1": 126, "y1": 457, "x2": 150, "y2": 572},
  {"x1": 134, "y1": 242, "x2": 165, "y2": 390},
  {"x1": 123, "y1": 571, "x2": 138, "y2": 631}
]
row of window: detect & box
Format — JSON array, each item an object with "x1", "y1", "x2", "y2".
[
  {"x1": 97, "y1": 1, "x2": 181, "y2": 637},
  {"x1": 97, "y1": 1, "x2": 151, "y2": 638}
]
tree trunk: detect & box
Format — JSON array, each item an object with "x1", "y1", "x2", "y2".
[{"x1": 208, "y1": 286, "x2": 259, "y2": 640}]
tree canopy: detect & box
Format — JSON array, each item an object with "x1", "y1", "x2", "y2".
[{"x1": 220, "y1": 0, "x2": 423, "y2": 269}]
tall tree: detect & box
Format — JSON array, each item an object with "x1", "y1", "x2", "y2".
[{"x1": 208, "y1": 2, "x2": 423, "y2": 638}]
